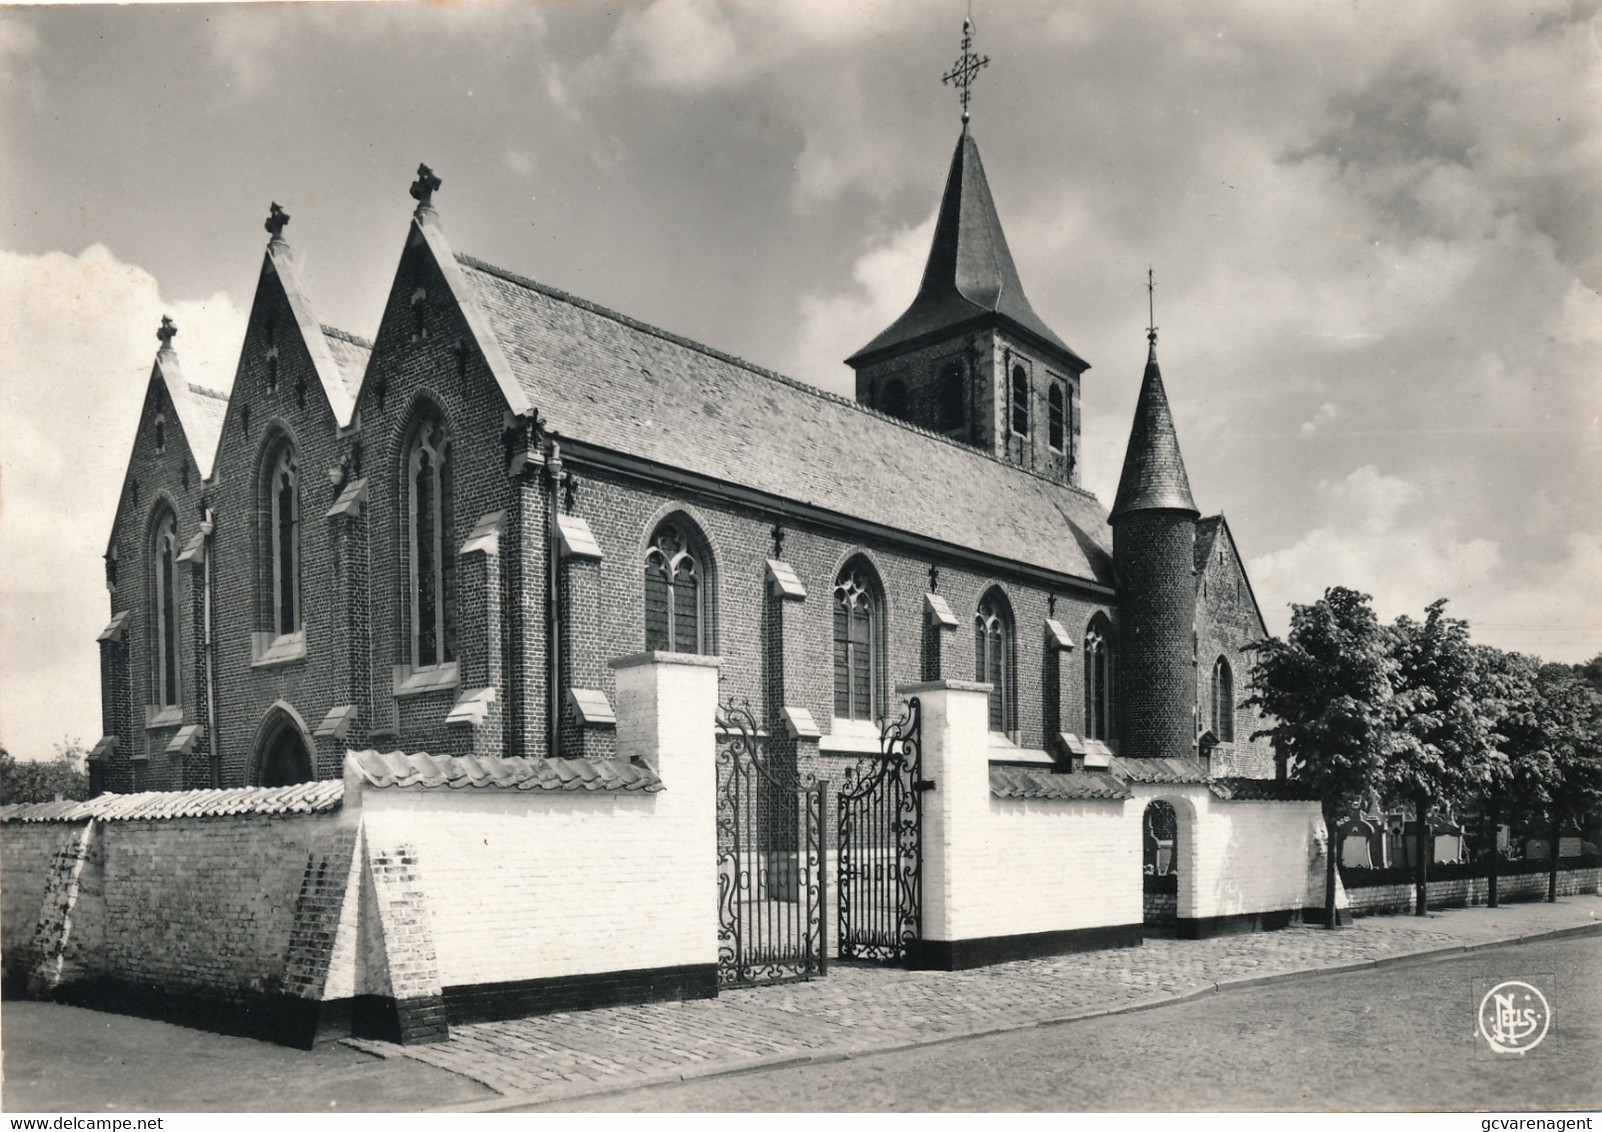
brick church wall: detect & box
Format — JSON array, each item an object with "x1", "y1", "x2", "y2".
[
  {"x1": 102, "y1": 376, "x2": 213, "y2": 794},
  {"x1": 206, "y1": 264, "x2": 359, "y2": 785},
  {"x1": 564, "y1": 462, "x2": 1116, "y2": 769},
  {"x1": 1112, "y1": 511, "x2": 1197, "y2": 760},
  {"x1": 1196, "y1": 525, "x2": 1277, "y2": 779},
  {"x1": 354, "y1": 233, "x2": 536, "y2": 761}
]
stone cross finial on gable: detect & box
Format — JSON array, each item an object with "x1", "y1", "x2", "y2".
[
  {"x1": 157, "y1": 315, "x2": 177, "y2": 349},
  {"x1": 410, "y1": 163, "x2": 442, "y2": 211},
  {"x1": 265, "y1": 202, "x2": 291, "y2": 240}
]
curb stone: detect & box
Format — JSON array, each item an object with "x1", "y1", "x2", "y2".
[{"x1": 416, "y1": 918, "x2": 1602, "y2": 1112}]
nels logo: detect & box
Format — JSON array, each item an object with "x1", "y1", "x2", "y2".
[{"x1": 1477, "y1": 980, "x2": 1551, "y2": 1055}]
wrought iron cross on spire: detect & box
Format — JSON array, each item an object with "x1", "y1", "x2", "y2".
[
  {"x1": 1146, "y1": 267, "x2": 1158, "y2": 345},
  {"x1": 942, "y1": 17, "x2": 989, "y2": 124}
]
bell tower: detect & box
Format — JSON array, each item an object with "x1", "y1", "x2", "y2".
[{"x1": 845, "y1": 20, "x2": 1089, "y2": 486}]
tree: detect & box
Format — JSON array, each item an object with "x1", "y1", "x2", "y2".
[
  {"x1": 1526, "y1": 663, "x2": 1602, "y2": 901},
  {"x1": 1248, "y1": 587, "x2": 1395, "y2": 929},
  {"x1": 1382, "y1": 600, "x2": 1502, "y2": 916},
  {"x1": 0, "y1": 740, "x2": 91, "y2": 805},
  {"x1": 1466, "y1": 647, "x2": 1549, "y2": 907}
]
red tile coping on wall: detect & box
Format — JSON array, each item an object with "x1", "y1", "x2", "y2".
[
  {"x1": 347, "y1": 751, "x2": 664, "y2": 793},
  {"x1": 0, "y1": 780, "x2": 344, "y2": 823},
  {"x1": 990, "y1": 765, "x2": 1132, "y2": 801}
]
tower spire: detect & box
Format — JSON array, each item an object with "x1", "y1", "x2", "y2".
[{"x1": 1111, "y1": 283, "x2": 1197, "y2": 521}]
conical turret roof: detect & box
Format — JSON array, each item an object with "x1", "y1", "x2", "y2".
[
  {"x1": 847, "y1": 129, "x2": 1082, "y2": 368},
  {"x1": 1110, "y1": 337, "x2": 1198, "y2": 520}
]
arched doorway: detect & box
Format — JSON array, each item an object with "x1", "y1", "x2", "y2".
[
  {"x1": 1143, "y1": 800, "x2": 1180, "y2": 933},
  {"x1": 252, "y1": 706, "x2": 316, "y2": 786}
]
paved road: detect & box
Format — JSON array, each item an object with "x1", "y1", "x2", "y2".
[
  {"x1": 0, "y1": 1003, "x2": 494, "y2": 1113},
  {"x1": 541, "y1": 935, "x2": 1602, "y2": 1112}
]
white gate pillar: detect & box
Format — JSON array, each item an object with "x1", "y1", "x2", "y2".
[{"x1": 897, "y1": 679, "x2": 992, "y2": 951}]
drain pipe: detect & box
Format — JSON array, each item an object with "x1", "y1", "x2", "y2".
[
  {"x1": 202, "y1": 508, "x2": 220, "y2": 787},
  {"x1": 545, "y1": 441, "x2": 563, "y2": 760}
]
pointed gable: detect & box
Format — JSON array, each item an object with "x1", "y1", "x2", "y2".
[
  {"x1": 1111, "y1": 339, "x2": 1198, "y2": 520},
  {"x1": 847, "y1": 129, "x2": 1083, "y2": 369},
  {"x1": 1195, "y1": 513, "x2": 1269, "y2": 637},
  {"x1": 262, "y1": 235, "x2": 359, "y2": 428},
  {"x1": 160, "y1": 354, "x2": 230, "y2": 480}
]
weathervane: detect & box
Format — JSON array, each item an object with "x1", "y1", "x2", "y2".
[
  {"x1": 942, "y1": 17, "x2": 989, "y2": 125},
  {"x1": 1146, "y1": 267, "x2": 1158, "y2": 345}
]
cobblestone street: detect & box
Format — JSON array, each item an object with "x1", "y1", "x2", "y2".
[{"x1": 351, "y1": 896, "x2": 1602, "y2": 1107}]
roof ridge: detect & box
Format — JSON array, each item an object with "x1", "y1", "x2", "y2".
[
  {"x1": 456, "y1": 252, "x2": 1105, "y2": 506},
  {"x1": 185, "y1": 383, "x2": 229, "y2": 402},
  {"x1": 320, "y1": 323, "x2": 374, "y2": 350}
]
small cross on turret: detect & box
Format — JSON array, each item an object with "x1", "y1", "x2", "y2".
[
  {"x1": 265, "y1": 202, "x2": 291, "y2": 241},
  {"x1": 942, "y1": 18, "x2": 990, "y2": 125},
  {"x1": 157, "y1": 315, "x2": 177, "y2": 349},
  {"x1": 410, "y1": 163, "x2": 442, "y2": 212},
  {"x1": 1146, "y1": 267, "x2": 1159, "y2": 346}
]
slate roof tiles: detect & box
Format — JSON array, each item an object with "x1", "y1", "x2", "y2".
[{"x1": 457, "y1": 256, "x2": 1115, "y2": 587}]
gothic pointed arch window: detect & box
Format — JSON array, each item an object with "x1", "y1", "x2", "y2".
[
  {"x1": 975, "y1": 588, "x2": 1016, "y2": 734},
  {"x1": 833, "y1": 559, "x2": 884, "y2": 722},
  {"x1": 1048, "y1": 383, "x2": 1065, "y2": 451},
  {"x1": 938, "y1": 359, "x2": 965, "y2": 431},
  {"x1": 1084, "y1": 613, "x2": 1116, "y2": 742},
  {"x1": 881, "y1": 378, "x2": 909, "y2": 421},
  {"x1": 1210, "y1": 656, "x2": 1235, "y2": 742},
  {"x1": 151, "y1": 507, "x2": 181, "y2": 708},
  {"x1": 406, "y1": 409, "x2": 455, "y2": 669},
  {"x1": 260, "y1": 438, "x2": 301, "y2": 638},
  {"x1": 644, "y1": 518, "x2": 712, "y2": 654},
  {"x1": 1010, "y1": 364, "x2": 1030, "y2": 437}
]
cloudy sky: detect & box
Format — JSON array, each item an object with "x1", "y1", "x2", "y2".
[{"x1": 2, "y1": 0, "x2": 1599, "y2": 758}]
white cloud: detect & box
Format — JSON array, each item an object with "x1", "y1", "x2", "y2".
[
  {"x1": 1248, "y1": 466, "x2": 1602, "y2": 662},
  {"x1": 786, "y1": 213, "x2": 935, "y2": 394},
  {"x1": 503, "y1": 147, "x2": 535, "y2": 177},
  {"x1": 0, "y1": 246, "x2": 247, "y2": 758}
]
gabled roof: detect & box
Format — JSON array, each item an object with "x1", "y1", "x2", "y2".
[
  {"x1": 151, "y1": 345, "x2": 229, "y2": 479},
  {"x1": 1194, "y1": 515, "x2": 1222, "y2": 571},
  {"x1": 320, "y1": 324, "x2": 371, "y2": 406},
  {"x1": 1110, "y1": 339, "x2": 1198, "y2": 521},
  {"x1": 263, "y1": 237, "x2": 360, "y2": 428},
  {"x1": 1193, "y1": 513, "x2": 1270, "y2": 638},
  {"x1": 456, "y1": 255, "x2": 1115, "y2": 587},
  {"x1": 847, "y1": 129, "x2": 1083, "y2": 369}
]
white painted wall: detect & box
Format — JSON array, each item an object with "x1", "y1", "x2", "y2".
[
  {"x1": 344, "y1": 651, "x2": 721, "y2": 989},
  {"x1": 916, "y1": 682, "x2": 1325, "y2": 944}
]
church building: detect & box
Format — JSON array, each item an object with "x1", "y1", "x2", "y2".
[
  {"x1": 6, "y1": 32, "x2": 1346, "y2": 1044},
  {"x1": 93, "y1": 123, "x2": 1275, "y2": 805}
]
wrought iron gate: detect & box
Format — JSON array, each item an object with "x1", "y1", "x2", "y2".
[
  {"x1": 715, "y1": 703, "x2": 826, "y2": 987},
  {"x1": 837, "y1": 697, "x2": 925, "y2": 963}
]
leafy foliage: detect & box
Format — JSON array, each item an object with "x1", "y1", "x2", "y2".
[
  {"x1": 1248, "y1": 586, "x2": 1395, "y2": 816},
  {"x1": 0, "y1": 740, "x2": 91, "y2": 805}
]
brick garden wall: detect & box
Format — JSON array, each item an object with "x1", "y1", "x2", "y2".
[
  {"x1": 1, "y1": 812, "x2": 348, "y2": 1007},
  {"x1": 1342, "y1": 864, "x2": 1602, "y2": 917}
]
